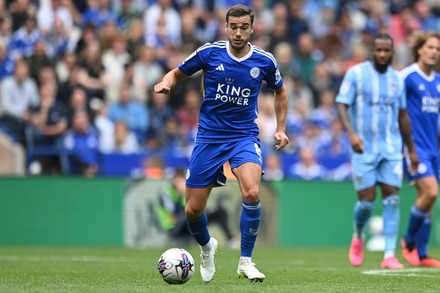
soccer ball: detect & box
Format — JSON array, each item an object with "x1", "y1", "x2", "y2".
[{"x1": 157, "y1": 248, "x2": 195, "y2": 284}]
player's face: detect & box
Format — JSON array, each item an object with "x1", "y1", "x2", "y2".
[
  {"x1": 418, "y1": 36, "x2": 440, "y2": 67},
  {"x1": 372, "y1": 39, "x2": 393, "y2": 71},
  {"x1": 226, "y1": 15, "x2": 253, "y2": 51}
]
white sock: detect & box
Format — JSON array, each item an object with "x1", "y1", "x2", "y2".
[
  {"x1": 240, "y1": 256, "x2": 252, "y2": 263},
  {"x1": 384, "y1": 251, "x2": 394, "y2": 259},
  {"x1": 201, "y1": 238, "x2": 212, "y2": 253}
]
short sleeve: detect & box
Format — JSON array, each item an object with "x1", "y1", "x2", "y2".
[{"x1": 336, "y1": 68, "x2": 357, "y2": 105}]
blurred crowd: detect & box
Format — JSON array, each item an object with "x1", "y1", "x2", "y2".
[{"x1": 0, "y1": 0, "x2": 438, "y2": 177}]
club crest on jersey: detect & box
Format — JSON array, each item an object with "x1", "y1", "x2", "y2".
[
  {"x1": 250, "y1": 67, "x2": 260, "y2": 78},
  {"x1": 390, "y1": 83, "x2": 396, "y2": 93}
]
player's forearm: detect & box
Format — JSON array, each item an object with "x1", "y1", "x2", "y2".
[
  {"x1": 399, "y1": 110, "x2": 416, "y2": 153},
  {"x1": 274, "y1": 85, "x2": 288, "y2": 132},
  {"x1": 162, "y1": 68, "x2": 187, "y2": 89},
  {"x1": 336, "y1": 102, "x2": 355, "y2": 135}
]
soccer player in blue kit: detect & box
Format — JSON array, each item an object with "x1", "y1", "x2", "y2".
[
  {"x1": 336, "y1": 33, "x2": 418, "y2": 269},
  {"x1": 400, "y1": 32, "x2": 440, "y2": 268},
  {"x1": 154, "y1": 5, "x2": 289, "y2": 282}
]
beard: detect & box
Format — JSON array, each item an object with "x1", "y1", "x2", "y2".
[{"x1": 373, "y1": 57, "x2": 392, "y2": 73}]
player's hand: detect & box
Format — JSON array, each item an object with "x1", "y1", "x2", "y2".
[
  {"x1": 408, "y1": 151, "x2": 419, "y2": 174},
  {"x1": 349, "y1": 133, "x2": 363, "y2": 154},
  {"x1": 274, "y1": 131, "x2": 289, "y2": 151},
  {"x1": 154, "y1": 81, "x2": 171, "y2": 94}
]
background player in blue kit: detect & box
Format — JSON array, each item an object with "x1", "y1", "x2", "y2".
[
  {"x1": 154, "y1": 5, "x2": 289, "y2": 282},
  {"x1": 336, "y1": 33, "x2": 418, "y2": 269},
  {"x1": 400, "y1": 32, "x2": 440, "y2": 268}
]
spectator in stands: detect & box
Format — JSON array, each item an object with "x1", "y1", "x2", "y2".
[
  {"x1": 7, "y1": 14, "x2": 41, "y2": 60},
  {"x1": 288, "y1": 74, "x2": 315, "y2": 113},
  {"x1": 37, "y1": 0, "x2": 74, "y2": 35},
  {"x1": 143, "y1": 0, "x2": 181, "y2": 49},
  {"x1": 267, "y1": 2, "x2": 289, "y2": 52},
  {"x1": 9, "y1": 0, "x2": 36, "y2": 32},
  {"x1": 63, "y1": 110, "x2": 99, "y2": 177},
  {"x1": 44, "y1": 18, "x2": 70, "y2": 58},
  {"x1": 107, "y1": 83, "x2": 148, "y2": 142},
  {"x1": 289, "y1": 147, "x2": 327, "y2": 180},
  {"x1": 102, "y1": 33, "x2": 131, "y2": 103},
  {"x1": 256, "y1": 93, "x2": 278, "y2": 150},
  {"x1": 0, "y1": 41, "x2": 15, "y2": 80},
  {"x1": 176, "y1": 88, "x2": 201, "y2": 134},
  {"x1": 27, "y1": 82, "x2": 68, "y2": 174},
  {"x1": 273, "y1": 42, "x2": 296, "y2": 78},
  {"x1": 132, "y1": 45, "x2": 163, "y2": 103},
  {"x1": 77, "y1": 40, "x2": 107, "y2": 100},
  {"x1": 116, "y1": 0, "x2": 142, "y2": 33},
  {"x1": 294, "y1": 32, "x2": 323, "y2": 83},
  {"x1": 321, "y1": 119, "x2": 350, "y2": 157},
  {"x1": 66, "y1": 87, "x2": 94, "y2": 127},
  {"x1": 0, "y1": 14, "x2": 13, "y2": 46},
  {"x1": 56, "y1": 64, "x2": 83, "y2": 107},
  {"x1": 125, "y1": 19, "x2": 144, "y2": 60},
  {"x1": 25, "y1": 40, "x2": 55, "y2": 85},
  {"x1": 310, "y1": 88, "x2": 337, "y2": 129},
  {"x1": 74, "y1": 22, "x2": 97, "y2": 55},
  {"x1": 0, "y1": 60, "x2": 38, "y2": 145},
  {"x1": 152, "y1": 116, "x2": 189, "y2": 154},
  {"x1": 286, "y1": 1, "x2": 309, "y2": 47},
  {"x1": 147, "y1": 89, "x2": 174, "y2": 144},
  {"x1": 55, "y1": 51, "x2": 77, "y2": 83},
  {"x1": 263, "y1": 152, "x2": 284, "y2": 181},
  {"x1": 93, "y1": 99, "x2": 114, "y2": 154},
  {"x1": 108, "y1": 119, "x2": 139, "y2": 153},
  {"x1": 81, "y1": 0, "x2": 120, "y2": 30},
  {"x1": 156, "y1": 168, "x2": 236, "y2": 246}
]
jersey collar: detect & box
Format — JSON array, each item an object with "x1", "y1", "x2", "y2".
[
  {"x1": 414, "y1": 63, "x2": 435, "y2": 82},
  {"x1": 226, "y1": 41, "x2": 254, "y2": 62}
]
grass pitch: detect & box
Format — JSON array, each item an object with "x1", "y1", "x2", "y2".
[{"x1": 1, "y1": 246, "x2": 440, "y2": 293}]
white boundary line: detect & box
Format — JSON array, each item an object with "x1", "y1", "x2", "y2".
[
  {"x1": 362, "y1": 268, "x2": 440, "y2": 277},
  {"x1": 0, "y1": 255, "x2": 139, "y2": 263}
]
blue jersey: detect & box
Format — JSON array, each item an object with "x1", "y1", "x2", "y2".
[
  {"x1": 336, "y1": 61, "x2": 405, "y2": 158},
  {"x1": 178, "y1": 41, "x2": 283, "y2": 143},
  {"x1": 401, "y1": 63, "x2": 440, "y2": 157}
]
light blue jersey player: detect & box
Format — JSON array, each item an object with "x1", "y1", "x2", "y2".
[
  {"x1": 154, "y1": 5, "x2": 289, "y2": 282},
  {"x1": 336, "y1": 33, "x2": 418, "y2": 269},
  {"x1": 400, "y1": 32, "x2": 440, "y2": 268}
]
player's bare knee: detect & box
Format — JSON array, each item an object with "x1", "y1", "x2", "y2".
[
  {"x1": 425, "y1": 191, "x2": 438, "y2": 204},
  {"x1": 242, "y1": 187, "x2": 260, "y2": 202},
  {"x1": 185, "y1": 205, "x2": 203, "y2": 220}
]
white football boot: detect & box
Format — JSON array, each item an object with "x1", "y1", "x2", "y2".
[
  {"x1": 237, "y1": 257, "x2": 265, "y2": 282},
  {"x1": 200, "y1": 237, "x2": 218, "y2": 282}
]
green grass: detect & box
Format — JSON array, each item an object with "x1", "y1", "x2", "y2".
[{"x1": 1, "y1": 246, "x2": 440, "y2": 293}]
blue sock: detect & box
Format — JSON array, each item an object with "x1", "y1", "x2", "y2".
[
  {"x1": 353, "y1": 201, "x2": 374, "y2": 238},
  {"x1": 405, "y1": 205, "x2": 429, "y2": 245},
  {"x1": 187, "y1": 212, "x2": 210, "y2": 246},
  {"x1": 416, "y1": 216, "x2": 431, "y2": 259},
  {"x1": 382, "y1": 195, "x2": 399, "y2": 256},
  {"x1": 240, "y1": 201, "x2": 261, "y2": 257}
]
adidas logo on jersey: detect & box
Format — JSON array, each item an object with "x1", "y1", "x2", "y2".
[{"x1": 216, "y1": 64, "x2": 225, "y2": 71}]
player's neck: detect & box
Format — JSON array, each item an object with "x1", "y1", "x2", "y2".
[
  {"x1": 417, "y1": 61, "x2": 433, "y2": 76},
  {"x1": 228, "y1": 43, "x2": 251, "y2": 58}
]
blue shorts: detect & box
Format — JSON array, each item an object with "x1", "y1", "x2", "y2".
[
  {"x1": 186, "y1": 137, "x2": 263, "y2": 188},
  {"x1": 404, "y1": 154, "x2": 438, "y2": 183},
  {"x1": 351, "y1": 153, "x2": 403, "y2": 191}
]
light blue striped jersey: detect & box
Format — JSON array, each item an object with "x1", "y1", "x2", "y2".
[
  {"x1": 401, "y1": 63, "x2": 440, "y2": 157},
  {"x1": 336, "y1": 61, "x2": 405, "y2": 158},
  {"x1": 178, "y1": 41, "x2": 283, "y2": 143}
]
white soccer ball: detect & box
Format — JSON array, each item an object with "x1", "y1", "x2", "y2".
[{"x1": 157, "y1": 248, "x2": 195, "y2": 284}]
